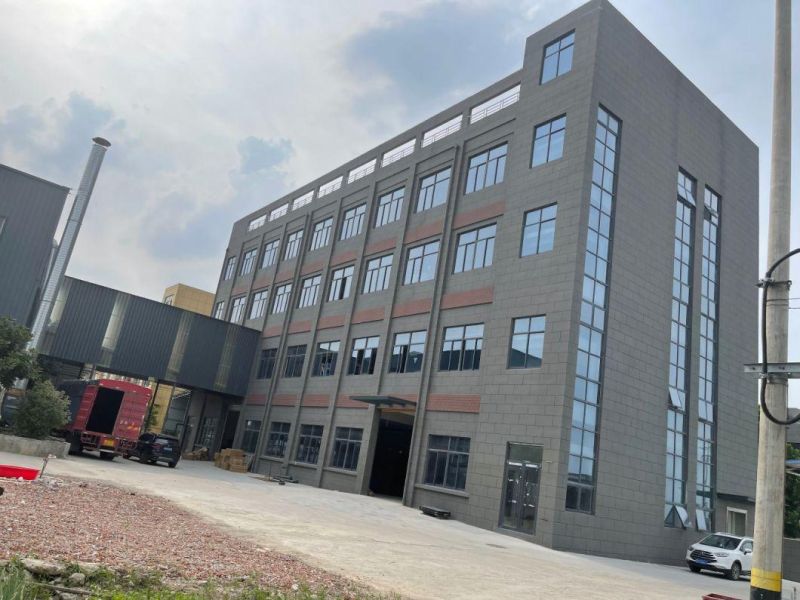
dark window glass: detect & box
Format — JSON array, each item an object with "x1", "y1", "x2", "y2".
[
  {"x1": 256, "y1": 348, "x2": 277, "y2": 379},
  {"x1": 312, "y1": 341, "x2": 340, "y2": 376},
  {"x1": 284, "y1": 344, "x2": 307, "y2": 378},
  {"x1": 424, "y1": 435, "x2": 470, "y2": 490},
  {"x1": 328, "y1": 265, "x2": 354, "y2": 301},
  {"x1": 296, "y1": 424, "x2": 324, "y2": 464},
  {"x1": 439, "y1": 324, "x2": 484, "y2": 372},
  {"x1": 348, "y1": 336, "x2": 379, "y2": 375},
  {"x1": 265, "y1": 421, "x2": 291, "y2": 457},
  {"x1": 389, "y1": 331, "x2": 426, "y2": 373},
  {"x1": 331, "y1": 427, "x2": 362, "y2": 470},
  {"x1": 240, "y1": 419, "x2": 261, "y2": 453},
  {"x1": 508, "y1": 316, "x2": 546, "y2": 368}
]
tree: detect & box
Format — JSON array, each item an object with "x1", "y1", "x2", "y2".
[
  {"x1": 0, "y1": 317, "x2": 39, "y2": 388},
  {"x1": 787, "y1": 444, "x2": 800, "y2": 539},
  {"x1": 12, "y1": 380, "x2": 69, "y2": 439}
]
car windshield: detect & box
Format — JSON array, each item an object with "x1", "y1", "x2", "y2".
[{"x1": 699, "y1": 534, "x2": 741, "y2": 550}]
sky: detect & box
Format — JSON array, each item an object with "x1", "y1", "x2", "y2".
[{"x1": 0, "y1": 0, "x2": 798, "y2": 405}]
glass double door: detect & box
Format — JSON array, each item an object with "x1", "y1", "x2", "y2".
[{"x1": 500, "y1": 443, "x2": 543, "y2": 535}]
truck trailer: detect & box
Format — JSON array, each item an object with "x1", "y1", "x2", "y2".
[{"x1": 58, "y1": 379, "x2": 151, "y2": 460}]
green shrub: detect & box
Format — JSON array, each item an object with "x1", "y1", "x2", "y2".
[{"x1": 13, "y1": 380, "x2": 69, "y2": 439}]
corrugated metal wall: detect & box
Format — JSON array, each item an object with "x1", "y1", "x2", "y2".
[
  {"x1": 41, "y1": 277, "x2": 258, "y2": 396},
  {"x1": 0, "y1": 165, "x2": 70, "y2": 325}
]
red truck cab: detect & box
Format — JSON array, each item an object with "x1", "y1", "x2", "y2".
[{"x1": 59, "y1": 379, "x2": 151, "y2": 460}]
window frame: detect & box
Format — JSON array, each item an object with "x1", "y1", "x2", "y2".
[
  {"x1": 309, "y1": 217, "x2": 333, "y2": 251},
  {"x1": 264, "y1": 421, "x2": 291, "y2": 458},
  {"x1": 330, "y1": 427, "x2": 363, "y2": 471},
  {"x1": 531, "y1": 115, "x2": 567, "y2": 167},
  {"x1": 454, "y1": 223, "x2": 496, "y2": 273},
  {"x1": 439, "y1": 323, "x2": 484, "y2": 372},
  {"x1": 240, "y1": 419, "x2": 261, "y2": 453},
  {"x1": 424, "y1": 435, "x2": 471, "y2": 491},
  {"x1": 465, "y1": 143, "x2": 508, "y2": 194},
  {"x1": 340, "y1": 204, "x2": 366, "y2": 240},
  {"x1": 389, "y1": 330, "x2": 427, "y2": 374},
  {"x1": 284, "y1": 229, "x2": 304, "y2": 260},
  {"x1": 229, "y1": 295, "x2": 247, "y2": 324},
  {"x1": 403, "y1": 240, "x2": 440, "y2": 285},
  {"x1": 508, "y1": 315, "x2": 546, "y2": 369},
  {"x1": 249, "y1": 289, "x2": 269, "y2": 320},
  {"x1": 520, "y1": 204, "x2": 558, "y2": 257},
  {"x1": 283, "y1": 344, "x2": 307, "y2": 378},
  {"x1": 213, "y1": 301, "x2": 225, "y2": 320},
  {"x1": 295, "y1": 424, "x2": 324, "y2": 464},
  {"x1": 312, "y1": 340, "x2": 340, "y2": 377},
  {"x1": 240, "y1": 247, "x2": 258, "y2": 276},
  {"x1": 261, "y1": 239, "x2": 280, "y2": 268},
  {"x1": 256, "y1": 348, "x2": 278, "y2": 379},
  {"x1": 362, "y1": 254, "x2": 393, "y2": 294},
  {"x1": 540, "y1": 30, "x2": 575, "y2": 84},
  {"x1": 416, "y1": 166, "x2": 452, "y2": 213},
  {"x1": 328, "y1": 264, "x2": 355, "y2": 302},
  {"x1": 297, "y1": 274, "x2": 322, "y2": 308},
  {"x1": 272, "y1": 283, "x2": 292, "y2": 314},
  {"x1": 223, "y1": 256, "x2": 237, "y2": 280},
  {"x1": 348, "y1": 335, "x2": 380, "y2": 375},
  {"x1": 375, "y1": 188, "x2": 404, "y2": 227}
]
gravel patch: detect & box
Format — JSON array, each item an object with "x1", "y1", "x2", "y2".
[{"x1": 0, "y1": 476, "x2": 365, "y2": 597}]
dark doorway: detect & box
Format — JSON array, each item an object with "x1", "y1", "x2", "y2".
[
  {"x1": 86, "y1": 388, "x2": 124, "y2": 434},
  {"x1": 369, "y1": 416, "x2": 413, "y2": 497},
  {"x1": 219, "y1": 410, "x2": 239, "y2": 451}
]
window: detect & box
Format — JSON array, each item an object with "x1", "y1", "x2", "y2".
[
  {"x1": 422, "y1": 115, "x2": 462, "y2": 147},
  {"x1": 509, "y1": 316, "x2": 546, "y2": 368},
  {"x1": 469, "y1": 85, "x2": 521, "y2": 124},
  {"x1": 272, "y1": 283, "x2": 292, "y2": 314},
  {"x1": 310, "y1": 217, "x2": 333, "y2": 251},
  {"x1": 264, "y1": 422, "x2": 290, "y2": 457},
  {"x1": 0, "y1": 216, "x2": 5, "y2": 237},
  {"x1": 296, "y1": 424, "x2": 323, "y2": 464},
  {"x1": 541, "y1": 31, "x2": 575, "y2": 84},
  {"x1": 240, "y1": 248, "x2": 258, "y2": 276},
  {"x1": 340, "y1": 204, "x2": 366, "y2": 240},
  {"x1": 328, "y1": 265, "x2": 354, "y2": 301},
  {"x1": 240, "y1": 419, "x2": 261, "y2": 453},
  {"x1": 375, "y1": 188, "x2": 404, "y2": 227},
  {"x1": 262, "y1": 239, "x2": 280, "y2": 268},
  {"x1": 382, "y1": 139, "x2": 415, "y2": 167},
  {"x1": 163, "y1": 295, "x2": 175, "y2": 306},
  {"x1": 424, "y1": 435, "x2": 470, "y2": 490},
  {"x1": 248, "y1": 215, "x2": 266, "y2": 231},
  {"x1": 196, "y1": 416, "x2": 218, "y2": 449},
  {"x1": 404, "y1": 241, "x2": 439, "y2": 285},
  {"x1": 465, "y1": 144, "x2": 507, "y2": 193},
  {"x1": 284, "y1": 230, "x2": 303, "y2": 260},
  {"x1": 213, "y1": 301, "x2": 225, "y2": 320},
  {"x1": 318, "y1": 175, "x2": 343, "y2": 198},
  {"x1": 312, "y1": 341, "x2": 340, "y2": 376},
  {"x1": 292, "y1": 191, "x2": 313, "y2": 210},
  {"x1": 389, "y1": 331, "x2": 426, "y2": 373},
  {"x1": 249, "y1": 289, "x2": 269, "y2": 319},
  {"x1": 454, "y1": 224, "x2": 495, "y2": 273},
  {"x1": 223, "y1": 256, "x2": 237, "y2": 280},
  {"x1": 270, "y1": 203, "x2": 289, "y2": 221},
  {"x1": 521, "y1": 205, "x2": 557, "y2": 256},
  {"x1": 348, "y1": 336, "x2": 379, "y2": 375},
  {"x1": 363, "y1": 255, "x2": 392, "y2": 294},
  {"x1": 331, "y1": 427, "x2": 362, "y2": 470},
  {"x1": 256, "y1": 348, "x2": 277, "y2": 379},
  {"x1": 229, "y1": 296, "x2": 247, "y2": 324},
  {"x1": 532, "y1": 116, "x2": 566, "y2": 166},
  {"x1": 284, "y1": 344, "x2": 307, "y2": 378},
  {"x1": 298, "y1": 275, "x2": 321, "y2": 308},
  {"x1": 416, "y1": 167, "x2": 451, "y2": 212},
  {"x1": 348, "y1": 158, "x2": 376, "y2": 183},
  {"x1": 440, "y1": 324, "x2": 484, "y2": 371}
]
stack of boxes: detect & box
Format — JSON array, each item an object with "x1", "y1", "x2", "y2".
[{"x1": 214, "y1": 448, "x2": 248, "y2": 473}]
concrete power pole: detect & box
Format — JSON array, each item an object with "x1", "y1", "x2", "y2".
[{"x1": 751, "y1": 1, "x2": 791, "y2": 599}]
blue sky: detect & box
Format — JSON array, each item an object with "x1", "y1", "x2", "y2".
[{"x1": 0, "y1": 1, "x2": 798, "y2": 404}]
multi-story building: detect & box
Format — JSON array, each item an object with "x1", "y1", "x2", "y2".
[
  {"x1": 162, "y1": 283, "x2": 215, "y2": 316},
  {"x1": 215, "y1": 0, "x2": 758, "y2": 563}
]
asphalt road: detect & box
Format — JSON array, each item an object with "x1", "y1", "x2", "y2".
[{"x1": 3, "y1": 450, "x2": 798, "y2": 600}]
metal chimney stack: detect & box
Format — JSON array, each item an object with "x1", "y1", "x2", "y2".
[{"x1": 28, "y1": 137, "x2": 111, "y2": 350}]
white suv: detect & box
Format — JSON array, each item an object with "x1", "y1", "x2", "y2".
[{"x1": 686, "y1": 533, "x2": 753, "y2": 581}]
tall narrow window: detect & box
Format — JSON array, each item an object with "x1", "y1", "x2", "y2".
[
  {"x1": 404, "y1": 241, "x2": 439, "y2": 284},
  {"x1": 375, "y1": 188, "x2": 404, "y2": 227},
  {"x1": 696, "y1": 187, "x2": 720, "y2": 532},
  {"x1": 508, "y1": 316, "x2": 546, "y2": 368},
  {"x1": 424, "y1": 435, "x2": 470, "y2": 490},
  {"x1": 284, "y1": 230, "x2": 303, "y2": 260},
  {"x1": 262, "y1": 239, "x2": 280, "y2": 268},
  {"x1": 521, "y1": 205, "x2": 557, "y2": 256},
  {"x1": 363, "y1": 255, "x2": 392, "y2": 293},
  {"x1": 416, "y1": 167, "x2": 451, "y2": 212},
  {"x1": 284, "y1": 344, "x2": 307, "y2": 378},
  {"x1": 389, "y1": 331, "x2": 426, "y2": 373},
  {"x1": 665, "y1": 170, "x2": 695, "y2": 529},
  {"x1": 296, "y1": 424, "x2": 324, "y2": 464},
  {"x1": 331, "y1": 427, "x2": 362, "y2": 470},
  {"x1": 328, "y1": 265, "x2": 354, "y2": 301},
  {"x1": 465, "y1": 144, "x2": 507, "y2": 194},
  {"x1": 310, "y1": 217, "x2": 333, "y2": 251},
  {"x1": 298, "y1": 275, "x2": 321, "y2": 308},
  {"x1": 348, "y1": 336, "x2": 379, "y2": 375},
  {"x1": 340, "y1": 204, "x2": 366, "y2": 240},
  {"x1": 541, "y1": 31, "x2": 575, "y2": 84},
  {"x1": 454, "y1": 224, "x2": 495, "y2": 273},
  {"x1": 256, "y1": 348, "x2": 277, "y2": 379},
  {"x1": 240, "y1": 419, "x2": 261, "y2": 453},
  {"x1": 265, "y1": 422, "x2": 291, "y2": 457},
  {"x1": 566, "y1": 107, "x2": 620, "y2": 514},
  {"x1": 213, "y1": 301, "x2": 225, "y2": 320},
  {"x1": 439, "y1": 324, "x2": 484, "y2": 371},
  {"x1": 229, "y1": 296, "x2": 246, "y2": 324},
  {"x1": 249, "y1": 289, "x2": 269, "y2": 319},
  {"x1": 312, "y1": 341, "x2": 340, "y2": 376},
  {"x1": 223, "y1": 256, "x2": 237, "y2": 280},
  {"x1": 532, "y1": 116, "x2": 566, "y2": 166},
  {"x1": 240, "y1": 248, "x2": 257, "y2": 276},
  {"x1": 272, "y1": 283, "x2": 292, "y2": 314}
]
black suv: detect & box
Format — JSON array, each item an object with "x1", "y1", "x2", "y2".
[{"x1": 124, "y1": 433, "x2": 180, "y2": 468}]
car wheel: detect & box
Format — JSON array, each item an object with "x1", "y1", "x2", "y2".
[
  {"x1": 727, "y1": 562, "x2": 741, "y2": 581},
  {"x1": 168, "y1": 461, "x2": 177, "y2": 469},
  {"x1": 99, "y1": 452, "x2": 115, "y2": 461},
  {"x1": 689, "y1": 565, "x2": 701, "y2": 573}
]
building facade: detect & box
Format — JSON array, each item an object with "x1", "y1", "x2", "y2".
[
  {"x1": 215, "y1": 0, "x2": 758, "y2": 563},
  {"x1": 0, "y1": 164, "x2": 69, "y2": 326},
  {"x1": 163, "y1": 283, "x2": 215, "y2": 316}
]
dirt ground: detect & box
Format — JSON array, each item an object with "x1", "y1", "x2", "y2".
[{"x1": 2, "y1": 451, "x2": 798, "y2": 600}]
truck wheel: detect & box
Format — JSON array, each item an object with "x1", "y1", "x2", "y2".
[
  {"x1": 168, "y1": 461, "x2": 177, "y2": 469},
  {"x1": 99, "y1": 452, "x2": 115, "y2": 461}
]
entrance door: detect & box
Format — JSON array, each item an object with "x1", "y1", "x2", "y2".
[
  {"x1": 500, "y1": 443, "x2": 543, "y2": 535},
  {"x1": 369, "y1": 416, "x2": 413, "y2": 497},
  {"x1": 219, "y1": 409, "x2": 239, "y2": 450}
]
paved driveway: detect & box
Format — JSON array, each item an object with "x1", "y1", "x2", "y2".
[{"x1": 3, "y1": 451, "x2": 797, "y2": 600}]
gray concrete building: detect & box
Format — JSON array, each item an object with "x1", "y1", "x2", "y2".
[
  {"x1": 215, "y1": 0, "x2": 758, "y2": 563},
  {"x1": 0, "y1": 164, "x2": 69, "y2": 326}
]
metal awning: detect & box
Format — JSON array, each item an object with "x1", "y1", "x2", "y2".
[{"x1": 350, "y1": 395, "x2": 416, "y2": 408}]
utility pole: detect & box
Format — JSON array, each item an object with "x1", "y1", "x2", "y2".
[{"x1": 751, "y1": 1, "x2": 791, "y2": 599}]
